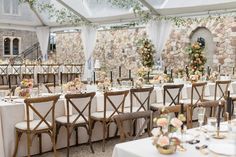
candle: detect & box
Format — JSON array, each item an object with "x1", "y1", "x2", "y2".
[
  {"x1": 37, "y1": 73, "x2": 40, "y2": 85},
  {"x1": 217, "y1": 101, "x2": 221, "y2": 128},
  {"x1": 185, "y1": 66, "x2": 189, "y2": 78},
  {"x1": 180, "y1": 103, "x2": 184, "y2": 130},
  {"x1": 60, "y1": 72, "x2": 63, "y2": 85},
  {"x1": 227, "y1": 91, "x2": 232, "y2": 120},
  {"x1": 147, "y1": 72, "x2": 150, "y2": 83},
  {"x1": 164, "y1": 66, "x2": 167, "y2": 74},
  {"x1": 93, "y1": 71, "x2": 96, "y2": 84},
  {"x1": 119, "y1": 66, "x2": 121, "y2": 78},
  {"x1": 170, "y1": 69, "x2": 173, "y2": 79},
  {"x1": 233, "y1": 67, "x2": 235, "y2": 75},
  {"x1": 53, "y1": 74, "x2": 56, "y2": 87},
  {"x1": 8, "y1": 75, "x2": 11, "y2": 89},
  {"x1": 110, "y1": 71, "x2": 113, "y2": 83},
  {"x1": 207, "y1": 66, "x2": 210, "y2": 75},
  {"x1": 129, "y1": 69, "x2": 131, "y2": 79},
  {"x1": 219, "y1": 65, "x2": 221, "y2": 74}
]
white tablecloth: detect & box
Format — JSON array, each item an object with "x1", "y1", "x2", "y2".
[{"x1": 112, "y1": 123, "x2": 236, "y2": 157}]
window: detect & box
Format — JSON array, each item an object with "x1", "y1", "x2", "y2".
[
  {"x1": 3, "y1": 37, "x2": 21, "y2": 56},
  {"x1": 4, "y1": 38, "x2": 11, "y2": 55},
  {"x1": 2, "y1": 0, "x2": 20, "y2": 15},
  {"x1": 13, "y1": 38, "x2": 19, "y2": 55}
]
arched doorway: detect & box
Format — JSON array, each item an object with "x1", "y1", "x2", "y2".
[{"x1": 190, "y1": 27, "x2": 215, "y2": 66}]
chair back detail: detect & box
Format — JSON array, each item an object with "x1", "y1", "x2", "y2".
[
  {"x1": 24, "y1": 95, "x2": 60, "y2": 132},
  {"x1": 163, "y1": 84, "x2": 184, "y2": 106},
  {"x1": 214, "y1": 80, "x2": 231, "y2": 101},
  {"x1": 65, "y1": 92, "x2": 96, "y2": 126},
  {"x1": 104, "y1": 90, "x2": 129, "y2": 120},
  {"x1": 191, "y1": 82, "x2": 207, "y2": 105},
  {"x1": 130, "y1": 87, "x2": 154, "y2": 112}
]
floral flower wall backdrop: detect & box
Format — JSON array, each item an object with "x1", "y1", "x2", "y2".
[{"x1": 56, "y1": 17, "x2": 236, "y2": 77}]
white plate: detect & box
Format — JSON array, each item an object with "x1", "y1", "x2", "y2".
[
  {"x1": 209, "y1": 143, "x2": 236, "y2": 156},
  {"x1": 204, "y1": 124, "x2": 228, "y2": 132},
  {"x1": 5, "y1": 96, "x2": 18, "y2": 99}
]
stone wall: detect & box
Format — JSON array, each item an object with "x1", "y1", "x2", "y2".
[
  {"x1": 0, "y1": 29, "x2": 38, "y2": 59},
  {"x1": 56, "y1": 17, "x2": 236, "y2": 77}
]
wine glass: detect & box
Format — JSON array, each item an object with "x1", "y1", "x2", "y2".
[
  {"x1": 0, "y1": 91, "x2": 5, "y2": 101},
  {"x1": 207, "y1": 117, "x2": 217, "y2": 131},
  {"x1": 198, "y1": 107, "x2": 206, "y2": 130}
]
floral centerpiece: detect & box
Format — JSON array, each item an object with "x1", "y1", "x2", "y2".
[
  {"x1": 173, "y1": 68, "x2": 185, "y2": 79},
  {"x1": 150, "y1": 73, "x2": 169, "y2": 84},
  {"x1": 137, "y1": 66, "x2": 150, "y2": 78},
  {"x1": 97, "y1": 77, "x2": 111, "y2": 92},
  {"x1": 15, "y1": 79, "x2": 34, "y2": 98},
  {"x1": 208, "y1": 71, "x2": 219, "y2": 82},
  {"x1": 152, "y1": 110, "x2": 186, "y2": 154},
  {"x1": 187, "y1": 37, "x2": 207, "y2": 75},
  {"x1": 134, "y1": 77, "x2": 144, "y2": 88},
  {"x1": 137, "y1": 38, "x2": 155, "y2": 68},
  {"x1": 63, "y1": 77, "x2": 84, "y2": 93}
]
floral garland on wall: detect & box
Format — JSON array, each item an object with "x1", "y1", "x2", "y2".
[
  {"x1": 137, "y1": 38, "x2": 155, "y2": 68},
  {"x1": 187, "y1": 37, "x2": 207, "y2": 75}
]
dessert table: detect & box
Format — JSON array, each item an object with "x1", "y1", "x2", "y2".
[{"x1": 112, "y1": 122, "x2": 236, "y2": 157}]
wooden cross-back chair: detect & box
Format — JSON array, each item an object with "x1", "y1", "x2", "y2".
[
  {"x1": 56, "y1": 92, "x2": 96, "y2": 157},
  {"x1": 61, "y1": 64, "x2": 74, "y2": 82},
  {"x1": 189, "y1": 100, "x2": 226, "y2": 128},
  {"x1": 0, "y1": 64, "x2": 8, "y2": 85},
  {"x1": 151, "y1": 84, "x2": 184, "y2": 113},
  {"x1": 117, "y1": 78, "x2": 134, "y2": 86},
  {"x1": 114, "y1": 111, "x2": 152, "y2": 142},
  {"x1": 205, "y1": 80, "x2": 231, "y2": 101},
  {"x1": 72, "y1": 64, "x2": 83, "y2": 79},
  {"x1": 13, "y1": 95, "x2": 60, "y2": 157},
  {"x1": 156, "y1": 104, "x2": 191, "y2": 128},
  {"x1": 163, "y1": 84, "x2": 184, "y2": 106},
  {"x1": 127, "y1": 87, "x2": 154, "y2": 113},
  {"x1": 182, "y1": 82, "x2": 207, "y2": 126},
  {"x1": 22, "y1": 64, "x2": 35, "y2": 79},
  {"x1": 9, "y1": 64, "x2": 22, "y2": 85},
  {"x1": 90, "y1": 90, "x2": 129, "y2": 152}
]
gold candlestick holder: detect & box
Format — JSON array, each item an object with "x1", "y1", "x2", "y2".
[{"x1": 212, "y1": 127, "x2": 226, "y2": 139}]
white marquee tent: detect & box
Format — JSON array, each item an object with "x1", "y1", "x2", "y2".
[{"x1": 1, "y1": 0, "x2": 236, "y2": 78}]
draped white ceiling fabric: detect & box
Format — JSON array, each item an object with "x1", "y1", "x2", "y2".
[
  {"x1": 146, "y1": 20, "x2": 172, "y2": 62},
  {"x1": 81, "y1": 26, "x2": 97, "y2": 80},
  {"x1": 36, "y1": 26, "x2": 50, "y2": 61}
]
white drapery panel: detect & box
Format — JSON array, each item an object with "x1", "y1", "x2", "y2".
[
  {"x1": 81, "y1": 26, "x2": 97, "y2": 80},
  {"x1": 146, "y1": 20, "x2": 172, "y2": 62},
  {"x1": 36, "y1": 27, "x2": 50, "y2": 61}
]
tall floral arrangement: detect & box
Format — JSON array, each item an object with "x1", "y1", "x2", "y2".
[
  {"x1": 187, "y1": 37, "x2": 207, "y2": 75},
  {"x1": 137, "y1": 38, "x2": 155, "y2": 68}
]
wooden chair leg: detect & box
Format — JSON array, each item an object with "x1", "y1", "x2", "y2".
[
  {"x1": 27, "y1": 132, "x2": 31, "y2": 157},
  {"x1": 75, "y1": 127, "x2": 79, "y2": 146},
  {"x1": 87, "y1": 126, "x2": 94, "y2": 153},
  {"x1": 66, "y1": 125, "x2": 71, "y2": 157},
  {"x1": 38, "y1": 134, "x2": 42, "y2": 154},
  {"x1": 13, "y1": 131, "x2": 22, "y2": 157},
  {"x1": 55, "y1": 124, "x2": 61, "y2": 144},
  {"x1": 102, "y1": 122, "x2": 107, "y2": 152}
]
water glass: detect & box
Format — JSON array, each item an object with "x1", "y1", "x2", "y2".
[
  {"x1": 198, "y1": 107, "x2": 206, "y2": 128},
  {"x1": 207, "y1": 117, "x2": 217, "y2": 127},
  {"x1": 0, "y1": 91, "x2": 5, "y2": 100}
]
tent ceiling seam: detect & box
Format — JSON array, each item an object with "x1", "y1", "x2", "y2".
[
  {"x1": 56, "y1": 0, "x2": 92, "y2": 24},
  {"x1": 138, "y1": 0, "x2": 160, "y2": 16}
]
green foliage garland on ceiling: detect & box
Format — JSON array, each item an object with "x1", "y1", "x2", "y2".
[{"x1": 19, "y1": 0, "x2": 91, "y2": 26}]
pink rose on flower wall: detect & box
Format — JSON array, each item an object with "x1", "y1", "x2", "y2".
[
  {"x1": 170, "y1": 117, "x2": 183, "y2": 128},
  {"x1": 157, "y1": 135, "x2": 170, "y2": 147},
  {"x1": 156, "y1": 118, "x2": 168, "y2": 127}
]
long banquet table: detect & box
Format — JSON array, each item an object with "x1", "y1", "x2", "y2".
[
  {"x1": 112, "y1": 122, "x2": 236, "y2": 157},
  {"x1": 0, "y1": 82, "x2": 235, "y2": 157}
]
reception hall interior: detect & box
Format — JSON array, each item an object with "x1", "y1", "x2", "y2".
[{"x1": 0, "y1": 0, "x2": 236, "y2": 157}]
